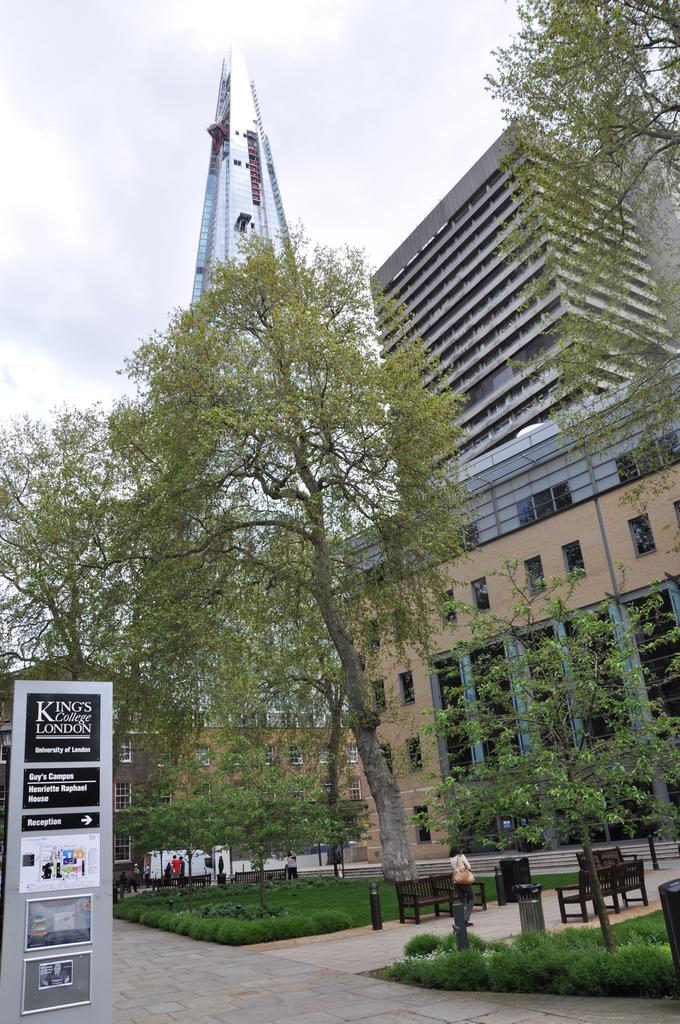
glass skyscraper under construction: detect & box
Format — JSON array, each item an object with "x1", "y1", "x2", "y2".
[{"x1": 192, "y1": 47, "x2": 287, "y2": 303}]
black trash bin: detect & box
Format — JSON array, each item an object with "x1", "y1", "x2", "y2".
[
  {"x1": 499, "y1": 857, "x2": 531, "y2": 903},
  {"x1": 659, "y1": 879, "x2": 680, "y2": 981}
]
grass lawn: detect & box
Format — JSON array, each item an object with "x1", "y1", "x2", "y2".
[{"x1": 134, "y1": 872, "x2": 580, "y2": 928}]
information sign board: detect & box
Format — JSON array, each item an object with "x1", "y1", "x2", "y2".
[
  {"x1": 24, "y1": 694, "x2": 100, "y2": 762},
  {"x1": 23, "y1": 768, "x2": 100, "y2": 810},
  {"x1": 22, "y1": 813, "x2": 100, "y2": 833},
  {"x1": 0, "y1": 680, "x2": 111, "y2": 1023}
]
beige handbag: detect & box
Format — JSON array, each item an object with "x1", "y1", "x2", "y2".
[{"x1": 453, "y1": 856, "x2": 475, "y2": 885}]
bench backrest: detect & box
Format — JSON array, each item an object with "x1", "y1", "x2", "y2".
[{"x1": 395, "y1": 878, "x2": 436, "y2": 898}]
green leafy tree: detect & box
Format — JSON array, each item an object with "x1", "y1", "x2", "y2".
[
  {"x1": 488, "y1": 1, "x2": 680, "y2": 457},
  {"x1": 114, "y1": 234, "x2": 472, "y2": 879},
  {"x1": 219, "y1": 744, "x2": 337, "y2": 907},
  {"x1": 429, "y1": 565, "x2": 680, "y2": 952},
  {"x1": 116, "y1": 770, "x2": 222, "y2": 912},
  {"x1": 0, "y1": 409, "x2": 126, "y2": 691}
]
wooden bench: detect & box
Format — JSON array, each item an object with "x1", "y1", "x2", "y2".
[
  {"x1": 233, "y1": 868, "x2": 287, "y2": 884},
  {"x1": 395, "y1": 874, "x2": 487, "y2": 924},
  {"x1": 556, "y1": 861, "x2": 648, "y2": 924},
  {"x1": 151, "y1": 875, "x2": 211, "y2": 891},
  {"x1": 575, "y1": 846, "x2": 638, "y2": 870}
]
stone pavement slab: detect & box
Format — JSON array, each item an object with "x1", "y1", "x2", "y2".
[{"x1": 113, "y1": 912, "x2": 680, "y2": 1024}]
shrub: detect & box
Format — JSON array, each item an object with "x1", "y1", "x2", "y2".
[
  {"x1": 309, "y1": 910, "x2": 352, "y2": 934},
  {"x1": 389, "y1": 910, "x2": 679, "y2": 1000},
  {"x1": 403, "y1": 933, "x2": 442, "y2": 958}
]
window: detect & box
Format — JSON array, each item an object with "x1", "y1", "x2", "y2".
[
  {"x1": 399, "y1": 670, "x2": 415, "y2": 704},
  {"x1": 464, "y1": 521, "x2": 480, "y2": 549},
  {"x1": 0, "y1": 743, "x2": 7, "y2": 764},
  {"x1": 289, "y1": 746, "x2": 304, "y2": 766},
  {"x1": 265, "y1": 746, "x2": 276, "y2": 765},
  {"x1": 516, "y1": 481, "x2": 572, "y2": 525},
  {"x1": 524, "y1": 555, "x2": 545, "y2": 593},
  {"x1": 233, "y1": 159, "x2": 242, "y2": 166},
  {"x1": 0, "y1": 784, "x2": 5, "y2": 811},
  {"x1": 414, "y1": 805, "x2": 431, "y2": 843},
  {"x1": 442, "y1": 589, "x2": 457, "y2": 624},
  {"x1": 616, "y1": 431, "x2": 680, "y2": 483},
  {"x1": 471, "y1": 577, "x2": 490, "y2": 610},
  {"x1": 348, "y1": 777, "x2": 362, "y2": 801},
  {"x1": 115, "y1": 782, "x2": 131, "y2": 810},
  {"x1": 563, "y1": 540, "x2": 585, "y2": 574},
  {"x1": 372, "y1": 679, "x2": 386, "y2": 710},
  {"x1": 346, "y1": 743, "x2": 358, "y2": 763},
  {"x1": 119, "y1": 740, "x2": 132, "y2": 764},
  {"x1": 367, "y1": 620, "x2": 380, "y2": 650},
  {"x1": 380, "y1": 742, "x2": 393, "y2": 773},
  {"x1": 114, "y1": 835, "x2": 132, "y2": 862},
  {"x1": 406, "y1": 736, "x2": 423, "y2": 771},
  {"x1": 195, "y1": 745, "x2": 211, "y2": 765},
  {"x1": 629, "y1": 514, "x2": 656, "y2": 555}
]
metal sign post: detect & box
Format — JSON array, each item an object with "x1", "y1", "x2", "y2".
[{"x1": 0, "y1": 681, "x2": 112, "y2": 1022}]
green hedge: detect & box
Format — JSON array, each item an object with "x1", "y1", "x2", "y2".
[
  {"x1": 387, "y1": 913, "x2": 679, "y2": 1000},
  {"x1": 115, "y1": 898, "x2": 352, "y2": 945}
]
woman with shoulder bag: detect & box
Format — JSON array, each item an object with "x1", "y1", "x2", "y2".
[{"x1": 450, "y1": 846, "x2": 475, "y2": 927}]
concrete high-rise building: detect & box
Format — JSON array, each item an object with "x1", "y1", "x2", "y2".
[
  {"x1": 192, "y1": 47, "x2": 287, "y2": 303},
  {"x1": 375, "y1": 135, "x2": 665, "y2": 459}
]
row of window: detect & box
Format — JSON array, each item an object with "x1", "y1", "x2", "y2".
[
  {"x1": 266, "y1": 743, "x2": 359, "y2": 766},
  {"x1": 615, "y1": 431, "x2": 680, "y2": 484}
]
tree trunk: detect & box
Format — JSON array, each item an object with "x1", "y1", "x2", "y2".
[
  {"x1": 187, "y1": 851, "x2": 193, "y2": 913},
  {"x1": 258, "y1": 865, "x2": 265, "y2": 910},
  {"x1": 311, "y1": 535, "x2": 416, "y2": 881},
  {"x1": 581, "y1": 835, "x2": 617, "y2": 953},
  {"x1": 327, "y1": 699, "x2": 342, "y2": 877}
]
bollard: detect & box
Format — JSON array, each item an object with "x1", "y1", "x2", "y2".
[
  {"x1": 167, "y1": 898, "x2": 174, "y2": 912},
  {"x1": 369, "y1": 883, "x2": 383, "y2": 930},
  {"x1": 494, "y1": 866, "x2": 506, "y2": 907},
  {"x1": 452, "y1": 902, "x2": 468, "y2": 950},
  {"x1": 659, "y1": 879, "x2": 680, "y2": 983},
  {"x1": 513, "y1": 883, "x2": 545, "y2": 933},
  {"x1": 649, "y1": 836, "x2": 660, "y2": 871}
]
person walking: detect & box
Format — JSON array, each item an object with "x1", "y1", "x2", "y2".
[
  {"x1": 143, "y1": 863, "x2": 151, "y2": 887},
  {"x1": 164, "y1": 861, "x2": 173, "y2": 882},
  {"x1": 132, "y1": 863, "x2": 141, "y2": 892},
  {"x1": 450, "y1": 846, "x2": 475, "y2": 928},
  {"x1": 285, "y1": 852, "x2": 298, "y2": 880}
]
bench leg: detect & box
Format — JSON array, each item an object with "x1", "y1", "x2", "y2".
[
  {"x1": 399, "y1": 905, "x2": 405, "y2": 924},
  {"x1": 434, "y1": 903, "x2": 440, "y2": 918},
  {"x1": 414, "y1": 901, "x2": 420, "y2": 925},
  {"x1": 580, "y1": 900, "x2": 588, "y2": 923}
]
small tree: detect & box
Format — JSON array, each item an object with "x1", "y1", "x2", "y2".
[
  {"x1": 116, "y1": 767, "x2": 222, "y2": 912},
  {"x1": 219, "y1": 744, "x2": 336, "y2": 908},
  {"x1": 430, "y1": 566, "x2": 680, "y2": 952}
]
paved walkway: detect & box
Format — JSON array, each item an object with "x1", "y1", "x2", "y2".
[{"x1": 113, "y1": 864, "x2": 680, "y2": 1024}]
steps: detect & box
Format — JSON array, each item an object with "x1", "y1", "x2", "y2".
[{"x1": 299, "y1": 838, "x2": 680, "y2": 881}]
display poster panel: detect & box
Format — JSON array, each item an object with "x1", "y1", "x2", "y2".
[
  {"x1": 25, "y1": 894, "x2": 93, "y2": 951},
  {"x1": 20, "y1": 833, "x2": 100, "y2": 893},
  {"x1": 38, "y1": 959, "x2": 73, "y2": 990},
  {"x1": 24, "y1": 693, "x2": 101, "y2": 762},
  {"x1": 22, "y1": 951, "x2": 91, "y2": 1015}
]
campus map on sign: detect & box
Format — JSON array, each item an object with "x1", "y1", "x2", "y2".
[{"x1": 19, "y1": 833, "x2": 100, "y2": 893}]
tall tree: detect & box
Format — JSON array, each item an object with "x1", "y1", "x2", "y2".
[
  {"x1": 429, "y1": 565, "x2": 680, "y2": 952},
  {"x1": 0, "y1": 409, "x2": 125, "y2": 690},
  {"x1": 114, "y1": 235, "x2": 472, "y2": 879},
  {"x1": 488, "y1": 0, "x2": 680, "y2": 456}
]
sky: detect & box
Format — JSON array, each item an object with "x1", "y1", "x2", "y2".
[{"x1": 0, "y1": 0, "x2": 519, "y2": 420}]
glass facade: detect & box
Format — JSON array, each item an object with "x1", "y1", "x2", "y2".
[{"x1": 192, "y1": 47, "x2": 288, "y2": 303}]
